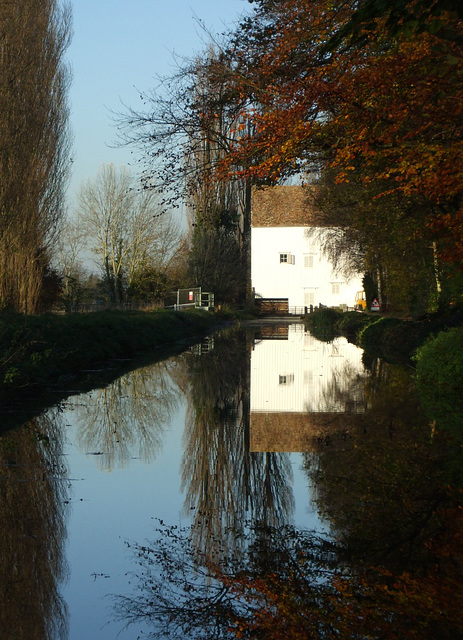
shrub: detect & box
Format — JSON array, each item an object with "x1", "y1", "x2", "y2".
[{"x1": 415, "y1": 327, "x2": 463, "y2": 434}]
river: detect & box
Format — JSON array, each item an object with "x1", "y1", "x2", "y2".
[{"x1": 0, "y1": 322, "x2": 460, "y2": 639}]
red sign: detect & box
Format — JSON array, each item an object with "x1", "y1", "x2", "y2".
[
  {"x1": 189, "y1": 291, "x2": 193, "y2": 301},
  {"x1": 371, "y1": 298, "x2": 380, "y2": 311}
]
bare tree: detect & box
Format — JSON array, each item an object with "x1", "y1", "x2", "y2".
[
  {"x1": 0, "y1": 0, "x2": 73, "y2": 313},
  {"x1": 117, "y1": 47, "x2": 253, "y2": 304},
  {"x1": 77, "y1": 164, "x2": 180, "y2": 304},
  {"x1": 117, "y1": 48, "x2": 248, "y2": 221},
  {"x1": 55, "y1": 217, "x2": 88, "y2": 311}
]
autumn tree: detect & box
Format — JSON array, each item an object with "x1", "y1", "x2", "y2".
[
  {"x1": 204, "y1": 0, "x2": 463, "y2": 310},
  {"x1": 0, "y1": 0, "x2": 72, "y2": 313},
  {"x1": 76, "y1": 164, "x2": 180, "y2": 304}
]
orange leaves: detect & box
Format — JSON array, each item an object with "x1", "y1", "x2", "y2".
[{"x1": 212, "y1": 0, "x2": 463, "y2": 261}]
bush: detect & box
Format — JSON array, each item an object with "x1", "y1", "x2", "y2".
[
  {"x1": 335, "y1": 311, "x2": 373, "y2": 339},
  {"x1": 415, "y1": 327, "x2": 463, "y2": 434},
  {"x1": 358, "y1": 317, "x2": 406, "y2": 349},
  {"x1": 304, "y1": 307, "x2": 341, "y2": 341}
]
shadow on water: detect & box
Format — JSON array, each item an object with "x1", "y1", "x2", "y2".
[{"x1": 0, "y1": 338, "x2": 204, "y2": 435}]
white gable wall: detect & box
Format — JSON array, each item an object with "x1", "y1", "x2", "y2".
[
  {"x1": 251, "y1": 324, "x2": 365, "y2": 413},
  {"x1": 251, "y1": 226, "x2": 363, "y2": 309}
]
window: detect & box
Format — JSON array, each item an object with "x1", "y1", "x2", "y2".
[
  {"x1": 304, "y1": 370, "x2": 314, "y2": 384},
  {"x1": 331, "y1": 283, "x2": 341, "y2": 295},
  {"x1": 304, "y1": 254, "x2": 314, "y2": 268},
  {"x1": 279, "y1": 374, "x2": 294, "y2": 385},
  {"x1": 280, "y1": 253, "x2": 295, "y2": 264},
  {"x1": 304, "y1": 291, "x2": 315, "y2": 306}
]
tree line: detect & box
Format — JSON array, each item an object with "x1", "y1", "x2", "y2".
[
  {"x1": 3, "y1": 0, "x2": 462, "y2": 314},
  {"x1": 118, "y1": 0, "x2": 463, "y2": 316}
]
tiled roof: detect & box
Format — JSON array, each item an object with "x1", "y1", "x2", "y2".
[
  {"x1": 250, "y1": 411, "x2": 363, "y2": 452},
  {"x1": 251, "y1": 185, "x2": 321, "y2": 227}
]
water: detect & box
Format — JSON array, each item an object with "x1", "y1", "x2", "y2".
[{"x1": 0, "y1": 322, "x2": 460, "y2": 639}]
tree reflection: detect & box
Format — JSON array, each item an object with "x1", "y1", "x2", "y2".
[
  {"x1": 113, "y1": 512, "x2": 463, "y2": 640},
  {"x1": 181, "y1": 328, "x2": 294, "y2": 558},
  {"x1": 69, "y1": 360, "x2": 179, "y2": 471},
  {"x1": 0, "y1": 410, "x2": 69, "y2": 639},
  {"x1": 305, "y1": 359, "x2": 455, "y2": 570},
  {"x1": 113, "y1": 336, "x2": 463, "y2": 640}
]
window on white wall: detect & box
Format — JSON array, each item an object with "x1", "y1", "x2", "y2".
[
  {"x1": 331, "y1": 283, "x2": 341, "y2": 295},
  {"x1": 279, "y1": 374, "x2": 294, "y2": 385},
  {"x1": 304, "y1": 291, "x2": 315, "y2": 306},
  {"x1": 280, "y1": 253, "x2": 295, "y2": 264},
  {"x1": 304, "y1": 370, "x2": 314, "y2": 384},
  {"x1": 304, "y1": 254, "x2": 314, "y2": 268}
]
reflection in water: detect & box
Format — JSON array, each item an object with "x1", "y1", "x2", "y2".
[
  {"x1": 305, "y1": 359, "x2": 452, "y2": 569},
  {"x1": 67, "y1": 361, "x2": 180, "y2": 471},
  {"x1": 250, "y1": 324, "x2": 366, "y2": 451},
  {"x1": 0, "y1": 410, "x2": 69, "y2": 639},
  {"x1": 114, "y1": 323, "x2": 463, "y2": 640},
  {"x1": 181, "y1": 328, "x2": 294, "y2": 558},
  {"x1": 3, "y1": 324, "x2": 462, "y2": 639}
]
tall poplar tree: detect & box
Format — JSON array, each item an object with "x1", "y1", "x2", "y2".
[{"x1": 0, "y1": 0, "x2": 72, "y2": 313}]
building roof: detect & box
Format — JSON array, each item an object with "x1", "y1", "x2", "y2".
[
  {"x1": 251, "y1": 185, "x2": 322, "y2": 227},
  {"x1": 250, "y1": 411, "x2": 364, "y2": 452}
]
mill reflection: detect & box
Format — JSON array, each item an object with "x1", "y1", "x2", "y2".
[
  {"x1": 0, "y1": 410, "x2": 69, "y2": 639},
  {"x1": 180, "y1": 323, "x2": 366, "y2": 558},
  {"x1": 67, "y1": 360, "x2": 180, "y2": 471},
  {"x1": 250, "y1": 322, "x2": 366, "y2": 452}
]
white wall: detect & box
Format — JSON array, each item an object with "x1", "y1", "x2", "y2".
[
  {"x1": 251, "y1": 227, "x2": 363, "y2": 308},
  {"x1": 251, "y1": 324, "x2": 365, "y2": 413}
]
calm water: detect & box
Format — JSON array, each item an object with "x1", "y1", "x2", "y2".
[{"x1": 1, "y1": 323, "x2": 459, "y2": 639}]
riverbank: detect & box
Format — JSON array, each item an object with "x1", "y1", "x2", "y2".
[
  {"x1": 0, "y1": 308, "x2": 220, "y2": 400},
  {"x1": 305, "y1": 306, "x2": 463, "y2": 435},
  {"x1": 304, "y1": 306, "x2": 463, "y2": 360}
]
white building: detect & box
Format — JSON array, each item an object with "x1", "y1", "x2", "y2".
[{"x1": 251, "y1": 186, "x2": 364, "y2": 311}]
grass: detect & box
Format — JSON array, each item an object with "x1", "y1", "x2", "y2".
[
  {"x1": 0, "y1": 308, "x2": 218, "y2": 396},
  {"x1": 304, "y1": 305, "x2": 463, "y2": 362}
]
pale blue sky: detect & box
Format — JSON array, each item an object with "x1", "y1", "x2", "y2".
[{"x1": 66, "y1": 0, "x2": 249, "y2": 213}]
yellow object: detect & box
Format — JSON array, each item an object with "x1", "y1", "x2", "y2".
[{"x1": 354, "y1": 291, "x2": 367, "y2": 311}]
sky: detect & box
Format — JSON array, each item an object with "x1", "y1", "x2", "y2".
[{"x1": 66, "y1": 0, "x2": 250, "y2": 218}]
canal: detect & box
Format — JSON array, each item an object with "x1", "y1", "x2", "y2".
[{"x1": 1, "y1": 322, "x2": 460, "y2": 639}]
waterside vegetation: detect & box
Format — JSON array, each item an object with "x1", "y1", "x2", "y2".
[
  {"x1": 305, "y1": 306, "x2": 463, "y2": 359},
  {"x1": 305, "y1": 305, "x2": 463, "y2": 441},
  {"x1": 0, "y1": 309, "x2": 219, "y2": 400}
]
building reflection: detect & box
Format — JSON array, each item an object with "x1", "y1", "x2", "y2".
[{"x1": 250, "y1": 322, "x2": 366, "y2": 452}]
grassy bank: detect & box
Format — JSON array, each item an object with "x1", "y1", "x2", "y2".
[
  {"x1": 0, "y1": 309, "x2": 219, "y2": 396},
  {"x1": 305, "y1": 306, "x2": 463, "y2": 437},
  {"x1": 305, "y1": 306, "x2": 463, "y2": 361}
]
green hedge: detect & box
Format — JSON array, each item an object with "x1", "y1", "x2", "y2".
[
  {"x1": 0, "y1": 309, "x2": 216, "y2": 391},
  {"x1": 414, "y1": 327, "x2": 463, "y2": 434}
]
